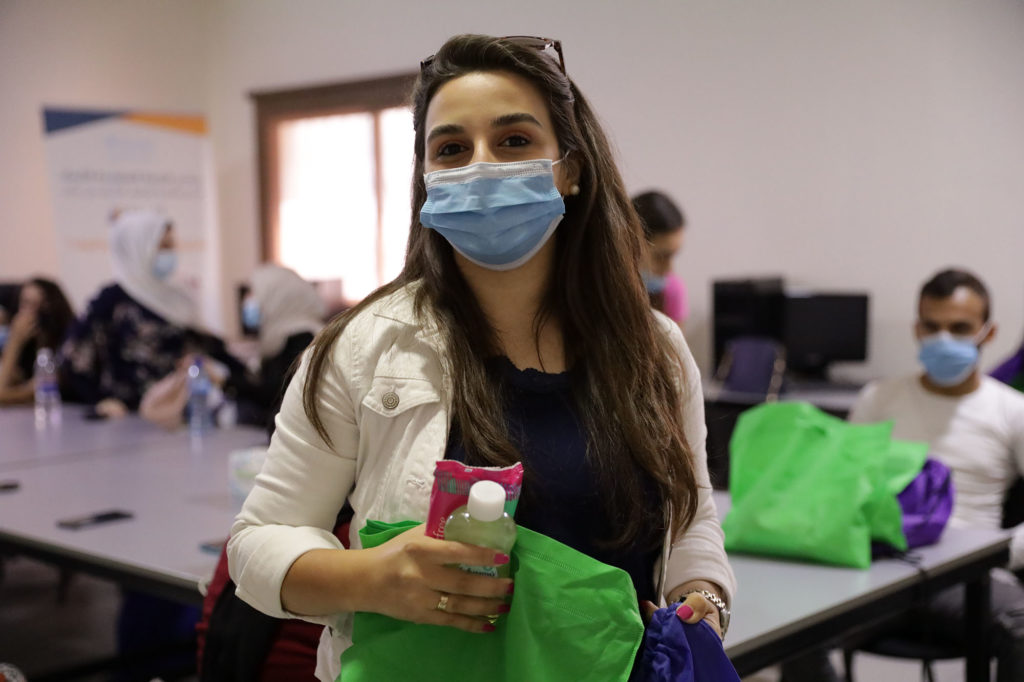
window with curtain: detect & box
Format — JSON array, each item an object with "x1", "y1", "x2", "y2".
[{"x1": 252, "y1": 74, "x2": 417, "y2": 303}]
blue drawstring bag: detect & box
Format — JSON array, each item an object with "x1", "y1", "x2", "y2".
[{"x1": 630, "y1": 605, "x2": 740, "y2": 682}]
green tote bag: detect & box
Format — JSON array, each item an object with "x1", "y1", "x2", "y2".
[
  {"x1": 723, "y1": 402, "x2": 927, "y2": 568},
  {"x1": 337, "y1": 520, "x2": 645, "y2": 682}
]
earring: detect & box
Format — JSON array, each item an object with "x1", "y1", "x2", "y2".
[{"x1": 569, "y1": 184, "x2": 580, "y2": 196}]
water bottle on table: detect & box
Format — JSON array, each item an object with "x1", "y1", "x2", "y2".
[
  {"x1": 34, "y1": 347, "x2": 62, "y2": 428},
  {"x1": 187, "y1": 356, "x2": 211, "y2": 438}
]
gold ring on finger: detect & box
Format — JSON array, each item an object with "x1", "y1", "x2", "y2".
[{"x1": 435, "y1": 593, "x2": 450, "y2": 612}]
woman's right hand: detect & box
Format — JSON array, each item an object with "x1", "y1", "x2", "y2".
[
  {"x1": 7, "y1": 310, "x2": 38, "y2": 347},
  {"x1": 356, "y1": 524, "x2": 513, "y2": 633}
]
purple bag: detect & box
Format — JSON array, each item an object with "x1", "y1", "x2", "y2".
[
  {"x1": 630, "y1": 610, "x2": 740, "y2": 682},
  {"x1": 990, "y1": 346, "x2": 1024, "y2": 385},
  {"x1": 897, "y1": 458, "x2": 954, "y2": 548}
]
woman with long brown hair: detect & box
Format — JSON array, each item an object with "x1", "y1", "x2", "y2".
[
  {"x1": 0, "y1": 277, "x2": 74, "y2": 404},
  {"x1": 228, "y1": 34, "x2": 734, "y2": 680}
]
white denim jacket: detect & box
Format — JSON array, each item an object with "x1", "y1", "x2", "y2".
[{"x1": 228, "y1": 284, "x2": 736, "y2": 681}]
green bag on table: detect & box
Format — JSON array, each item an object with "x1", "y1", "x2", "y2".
[
  {"x1": 337, "y1": 520, "x2": 645, "y2": 682},
  {"x1": 723, "y1": 402, "x2": 928, "y2": 568}
]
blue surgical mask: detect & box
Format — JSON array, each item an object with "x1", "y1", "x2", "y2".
[
  {"x1": 0, "y1": 324, "x2": 8, "y2": 350},
  {"x1": 918, "y1": 326, "x2": 989, "y2": 387},
  {"x1": 242, "y1": 299, "x2": 261, "y2": 329},
  {"x1": 152, "y1": 250, "x2": 177, "y2": 280},
  {"x1": 419, "y1": 159, "x2": 566, "y2": 270},
  {"x1": 642, "y1": 271, "x2": 667, "y2": 295}
]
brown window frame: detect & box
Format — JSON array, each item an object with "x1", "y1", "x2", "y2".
[{"x1": 251, "y1": 73, "x2": 418, "y2": 265}]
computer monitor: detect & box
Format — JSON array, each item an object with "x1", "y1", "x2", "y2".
[
  {"x1": 782, "y1": 293, "x2": 869, "y2": 378},
  {"x1": 712, "y1": 277, "x2": 785, "y2": 370}
]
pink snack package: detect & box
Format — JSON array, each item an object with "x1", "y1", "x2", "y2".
[{"x1": 426, "y1": 461, "x2": 524, "y2": 539}]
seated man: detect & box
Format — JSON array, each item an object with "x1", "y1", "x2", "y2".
[{"x1": 783, "y1": 268, "x2": 1024, "y2": 682}]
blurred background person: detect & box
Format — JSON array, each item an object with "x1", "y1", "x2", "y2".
[
  {"x1": 60, "y1": 208, "x2": 197, "y2": 417},
  {"x1": 139, "y1": 263, "x2": 323, "y2": 432},
  {"x1": 237, "y1": 263, "x2": 325, "y2": 428},
  {"x1": 0, "y1": 277, "x2": 74, "y2": 405},
  {"x1": 784, "y1": 268, "x2": 1024, "y2": 682},
  {"x1": 632, "y1": 190, "x2": 688, "y2": 329}
]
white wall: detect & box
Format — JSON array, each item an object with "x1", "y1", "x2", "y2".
[
  {"x1": 0, "y1": 0, "x2": 208, "y2": 285},
  {"x1": 3, "y1": 0, "x2": 1023, "y2": 379},
  {"x1": 204, "y1": 0, "x2": 1024, "y2": 379}
]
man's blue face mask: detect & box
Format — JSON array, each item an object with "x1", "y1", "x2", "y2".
[
  {"x1": 917, "y1": 324, "x2": 990, "y2": 387},
  {"x1": 419, "y1": 159, "x2": 566, "y2": 271}
]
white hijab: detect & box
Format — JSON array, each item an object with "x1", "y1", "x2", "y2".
[
  {"x1": 250, "y1": 264, "x2": 325, "y2": 358},
  {"x1": 110, "y1": 208, "x2": 197, "y2": 327}
]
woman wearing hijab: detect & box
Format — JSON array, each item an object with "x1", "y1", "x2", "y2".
[
  {"x1": 61, "y1": 208, "x2": 197, "y2": 415},
  {"x1": 238, "y1": 264, "x2": 325, "y2": 427}
]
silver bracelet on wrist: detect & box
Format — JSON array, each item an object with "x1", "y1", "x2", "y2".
[{"x1": 678, "y1": 588, "x2": 731, "y2": 637}]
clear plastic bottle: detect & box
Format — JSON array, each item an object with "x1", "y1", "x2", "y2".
[
  {"x1": 443, "y1": 480, "x2": 517, "y2": 578},
  {"x1": 34, "y1": 347, "x2": 62, "y2": 428},
  {"x1": 187, "y1": 356, "x2": 211, "y2": 438},
  {"x1": 216, "y1": 388, "x2": 238, "y2": 429}
]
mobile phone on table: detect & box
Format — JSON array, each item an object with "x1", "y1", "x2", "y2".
[
  {"x1": 57, "y1": 509, "x2": 134, "y2": 530},
  {"x1": 199, "y1": 539, "x2": 226, "y2": 555}
]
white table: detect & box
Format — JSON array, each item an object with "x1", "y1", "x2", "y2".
[
  {"x1": 703, "y1": 380, "x2": 861, "y2": 414},
  {"x1": 0, "y1": 406, "x2": 205, "y2": 469},
  {"x1": 0, "y1": 416, "x2": 267, "y2": 604},
  {"x1": 716, "y1": 493, "x2": 1009, "y2": 681},
  {"x1": 3, "y1": 410, "x2": 1008, "y2": 680}
]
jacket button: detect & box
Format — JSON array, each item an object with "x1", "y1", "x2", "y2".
[{"x1": 382, "y1": 391, "x2": 400, "y2": 410}]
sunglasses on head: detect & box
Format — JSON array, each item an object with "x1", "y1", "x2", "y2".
[{"x1": 420, "y1": 35, "x2": 566, "y2": 75}]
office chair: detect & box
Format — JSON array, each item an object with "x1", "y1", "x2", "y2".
[
  {"x1": 712, "y1": 336, "x2": 786, "y2": 401},
  {"x1": 842, "y1": 634, "x2": 961, "y2": 682},
  {"x1": 842, "y1": 476, "x2": 1024, "y2": 681}
]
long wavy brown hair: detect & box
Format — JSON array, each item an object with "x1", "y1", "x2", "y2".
[
  {"x1": 25, "y1": 277, "x2": 75, "y2": 350},
  {"x1": 303, "y1": 34, "x2": 699, "y2": 550}
]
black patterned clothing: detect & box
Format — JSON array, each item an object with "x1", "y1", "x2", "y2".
[{"x1": 60, "y1": 283, "x2": 187, "y2": 409}]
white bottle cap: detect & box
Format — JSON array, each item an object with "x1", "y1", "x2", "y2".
[{"x1": 467, "y1": 480, "x2": 507, "y2": 522}]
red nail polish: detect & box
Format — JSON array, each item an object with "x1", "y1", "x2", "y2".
[
  {"x1": 494, "y1": 553, "x2": 510, "y2": 565},
  {"x1": 483, "y1": 623, "x2": 496, "y2": 632},
  {"x1": 506, "y1": 582, "x2": 515, "y2": 595},
  {"x1": 676, "y1": 604, "x2": 694, "y2": 620},
  {"x1": 498, "y1": 604, "x2": 511, "y2": 613}
]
